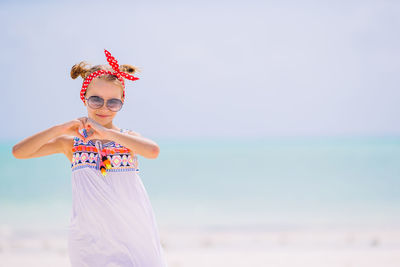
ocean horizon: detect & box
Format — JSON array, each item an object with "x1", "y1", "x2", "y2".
[{"x1": 1, "y1": 136, "x2": 399, "y2": 234}]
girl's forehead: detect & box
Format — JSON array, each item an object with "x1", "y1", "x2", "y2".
[{"x1": 87, "y1": 79, "x2": 123, "y2": 98}]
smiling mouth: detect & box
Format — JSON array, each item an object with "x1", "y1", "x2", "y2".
[{"x1": 96, "y1": 114, "x2": 109, "y2": 117}]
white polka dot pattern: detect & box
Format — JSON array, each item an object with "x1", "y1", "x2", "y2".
[{"x1": 80, "y1": 49, "x2": 140, "y2": 103}]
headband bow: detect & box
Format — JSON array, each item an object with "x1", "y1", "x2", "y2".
[{"x1": 80, "y1": 49, "x2": 140, "y2": 103}]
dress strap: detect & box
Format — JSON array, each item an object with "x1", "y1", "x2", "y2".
[
  {"x1": 94, "y1": 140, "x2": 103, "y2": 152},
  {"x1": 94, "y1": 140, "x2": 102, "y2": 171}
]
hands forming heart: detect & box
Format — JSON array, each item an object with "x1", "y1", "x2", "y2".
[{"x1": 78, "y1": 117, "x2": 110, "y2": 143}]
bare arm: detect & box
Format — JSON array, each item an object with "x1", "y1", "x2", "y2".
[
  {"x1": 12, "y1": 118, "x2": 85, "y2": 159},
  {"x1": 12, "y1": 125, "x2": 66, "y2": 159},
  {"x1": 104, "y1": 129, "x2": 160, "y2": 159}
]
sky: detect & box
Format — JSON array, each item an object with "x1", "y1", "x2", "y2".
[{"x1": 1, "y1": 0, "x2": 399, "y2": 140}]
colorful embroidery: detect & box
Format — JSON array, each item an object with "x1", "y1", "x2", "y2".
[{"x1": 71, "y1": 130, "x2": 139, "y2": 173}]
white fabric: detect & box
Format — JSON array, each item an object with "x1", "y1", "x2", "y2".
[{"x1": 67, "y1": 130, "x2": 168, "y2": 267}]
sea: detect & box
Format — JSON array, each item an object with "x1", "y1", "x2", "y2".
[{"x1": 1, "y1": 136, "x2": 399, "y2": 235}]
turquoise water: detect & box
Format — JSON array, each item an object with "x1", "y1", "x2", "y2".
[{"x1": 1, "y1": 136, "x2": 399, "y2": 231}]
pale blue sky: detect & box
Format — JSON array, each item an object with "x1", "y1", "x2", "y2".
[{"x1": 1, "y1": 0, "x2": 399, "y2": 139}]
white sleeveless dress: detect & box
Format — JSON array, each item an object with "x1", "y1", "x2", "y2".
[{"x1": 68, "y1": 128, "x2": 168, "y2": 267}]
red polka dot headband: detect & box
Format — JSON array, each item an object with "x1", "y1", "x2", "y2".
[{"x1": 80, "y1": 49, "x2": 140, "y2": 103}]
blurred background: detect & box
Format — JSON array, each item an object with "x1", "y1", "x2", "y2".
[{"x1": 1, "y1": 0, "x2": 399, "y2": 266}]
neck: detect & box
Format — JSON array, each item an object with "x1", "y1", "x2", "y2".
[
  {"x1": 91, "y1": 117, "x2": 115, "y2": 130},
  {"x1": 101, "y1": 121, "x2": 114, "y2": 129}
]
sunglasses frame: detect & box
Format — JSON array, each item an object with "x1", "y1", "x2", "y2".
[{"x1": 84, "y1": 95, "x2": 124, "y2": 112}]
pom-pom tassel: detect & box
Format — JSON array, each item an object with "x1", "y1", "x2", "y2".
[
  {"x1": 102, "y1": 155, "x2": 112, "y2": 169},
  {"x1": 100, "y1": 166, "x2": 107, "y2": 176},
  {"x1": 99, "y1": 151, "x2": 109, "y2": 176},
  {"x1": 99, "y1": 159, "x2": 107, "y2": 176}
]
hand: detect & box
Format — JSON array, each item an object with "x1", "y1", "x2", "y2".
[
  {"x1": 83, "y1": 117, "x2": 110, "y2": 142},
  {"x1": 59, "y1": 117, "x2": 88, "y2": 139}
]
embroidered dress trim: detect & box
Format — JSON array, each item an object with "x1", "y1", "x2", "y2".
[{"x1": 71, "y1": 129, "x2": 139, "y2": 173}]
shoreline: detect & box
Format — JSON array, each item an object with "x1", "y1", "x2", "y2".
[{"x1": 1, "y1": 223, "x2": 399, "y2": 267}]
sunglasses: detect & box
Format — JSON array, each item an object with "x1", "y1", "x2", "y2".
[{"x1": 85, "y1": 96, "x2": 124, "y2": 112}]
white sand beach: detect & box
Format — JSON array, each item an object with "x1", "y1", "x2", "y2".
[{"x1": 1, "y1": 224, "x2": 399, "y2": 267}]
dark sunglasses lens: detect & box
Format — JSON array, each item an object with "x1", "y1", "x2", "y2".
[
  {"x1": 88, "y1": 96, "x2": 104, "y2": 108},
  {"x1": 107, "y1": 99, "x2": 123, "y2": 111}
]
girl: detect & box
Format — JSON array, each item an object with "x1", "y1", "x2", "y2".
[{"x1": 12, "y1": 49, "x2": 168, "y2": 267}]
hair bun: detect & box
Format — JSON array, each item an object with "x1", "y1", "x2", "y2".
[
  {"x1": 71, "y1": 61, "x2": 91, "y2": 79},
  {"x1": 120, "y1": 64, "x2": 141, "y2": 74}
]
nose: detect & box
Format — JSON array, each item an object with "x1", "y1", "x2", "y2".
[{"x1": 99, "y1": 104, "x2": 109, "y2": 112}]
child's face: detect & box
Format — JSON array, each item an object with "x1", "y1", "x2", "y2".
[{"x1": 84, "y1": 78, "x2": 124, "y2": 125}]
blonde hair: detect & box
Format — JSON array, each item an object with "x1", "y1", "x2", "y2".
[{"x1": 70, "y1": 61, "x2": 141, "y2": 98}]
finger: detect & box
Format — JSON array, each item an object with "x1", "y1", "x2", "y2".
[
  {"x1": 76, "y1": 129, "x2": 85, "y2": 140},
  {"x1": 77, "y1": 118, "x2": 84, "y2": 129},
  {"x1": 78, "y1": 122, "x2": 85, "y2": 136},
  {"x1": 77, "y1": 121, "x2": 89, "y2": 139},
  {"x1": 79, "y1": 117, "x2": 87, "y2": 125}
]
